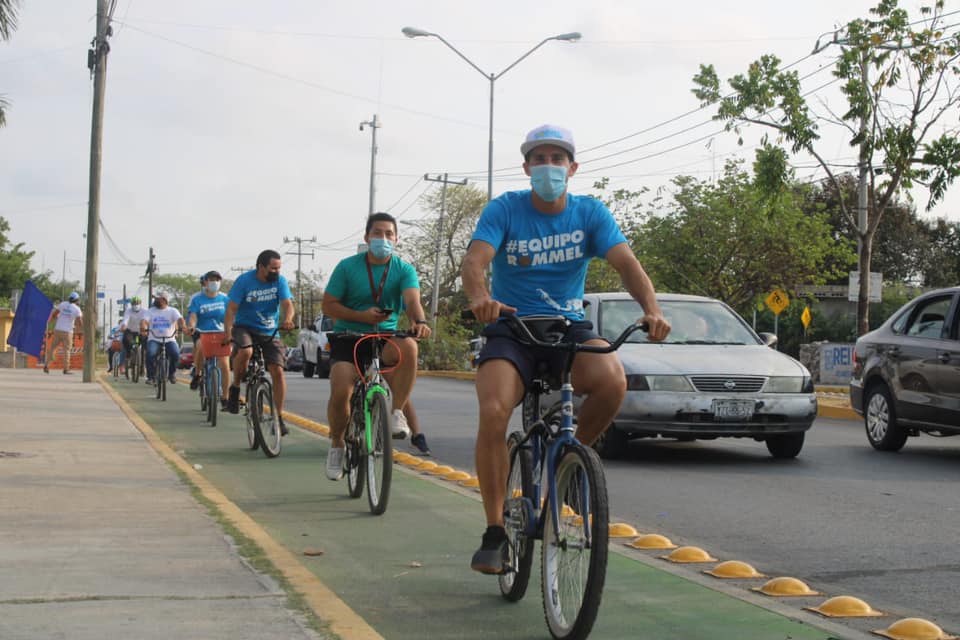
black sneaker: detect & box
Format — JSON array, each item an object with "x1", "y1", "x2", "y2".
[
  {"x1": 410, "y1": 433, "x2": 431, "y2": 456},
  {"x1": 169, "y1": 376, "x2": 177, "y2": 385},
  {"x1": 189, "y1": 373, "x2": 200, "y2": 390},
  {"x1": 227, "y1": 386, "x2": 240, "y2": 414},
  {"x1": 470, "y1": 526, "x2": 509, "y2": 575},
  {"x1": 221, "y1": 398, "x2": 229, "y2": 411},
  {"x1": 279, "y1": 416, "x2": 289, "y2": 437}
]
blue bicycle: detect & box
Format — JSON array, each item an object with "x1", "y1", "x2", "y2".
[
  {"x1": 489, "y1": 312, "x2": 645, "y2": 640},
  {"x1": 198, "y1": 332, "x2": 229, "y2": 427}
]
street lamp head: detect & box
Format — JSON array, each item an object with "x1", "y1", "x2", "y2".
[
  {"x1": 554, "y1": 32, "x2": 582, "y2": 42},
  {"x1": 402, "y1": 26, "x2": 433, "y2": 39}
]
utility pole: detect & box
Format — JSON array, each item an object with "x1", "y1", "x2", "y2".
[
  {"x1": 359, "y1": 114, "x2": 380, "y2": 219},
  {"x1": 422, "y1": 173, "x2": 468, "y2": 336},
  {"x1": 146, "y1": 247, "x2": 156, "y2": 305},
  {"x1": 82, "y1": 0, "x2": 113, "y2": 382},
  {"x1": 284, "y1": 235, "x2": 316, "y2": 328}
]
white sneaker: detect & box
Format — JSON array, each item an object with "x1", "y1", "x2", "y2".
[
  {"x1": 325, "y1": 447, "x2": 345, "y2": 481},
  {"x1": 392, "y1": 409, "x2": 411, "y2": 440}
]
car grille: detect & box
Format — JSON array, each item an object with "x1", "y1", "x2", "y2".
[{"x1": 690, "y1": 376, "x2": 765, "y2": 393}]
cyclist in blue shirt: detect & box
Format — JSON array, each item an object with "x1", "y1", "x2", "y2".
[
  {"x1": 187, "y1": 270, "x2": 231, "y2": 409},
  {"x1": 223, "y1": 250, "x2": 295, "y2": 435},
  {"x1": 461, "y1": 124, "x2": 671, "y2": 574}
]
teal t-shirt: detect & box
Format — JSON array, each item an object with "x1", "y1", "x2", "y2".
[{"x1": 325, "y1": 253, "x2": 419, "y2": 332}]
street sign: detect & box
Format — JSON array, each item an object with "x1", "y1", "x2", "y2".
[
  {"x1": 801, "y1": 306, "x2": 811, "y2": 329},
  {"x1": 96, "y1": 292, "x2": 105, "y2": 299},
  {"x1": 848, "y1": 271, "x2": 882, "y2": 303},
  {"x1": 765, "y1": 289, "x2": 790, "y2": 316}
]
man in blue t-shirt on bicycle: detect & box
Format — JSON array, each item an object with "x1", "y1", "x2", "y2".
[
  {"x1": 321, "y1": 212, "x2": 432, "y2": 481},
  {"x1": 461, "y1": 124, "x2": 671, "y2": 574},
  {"x1": 223, "y1": 250, "x2": 296, "y2": 435}
]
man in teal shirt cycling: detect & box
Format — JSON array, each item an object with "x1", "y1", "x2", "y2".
[{"x1": 321, "y1": 212, "x2": 432, "y2": 480}]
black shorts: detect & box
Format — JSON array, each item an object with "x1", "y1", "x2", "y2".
[
  {"x1": 328, "y1": 334, "x2": 403, "y2": 368},
  {"x1": 476, "y1": 319, "x2": 602, "y2": 392},
  {"x1": 232, "y1": 326, "x2": 286, "y2": 367}
]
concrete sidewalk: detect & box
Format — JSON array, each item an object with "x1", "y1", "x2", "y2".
[{"x1": 0, "y1": 368, "x2": 324, "y2": 640}]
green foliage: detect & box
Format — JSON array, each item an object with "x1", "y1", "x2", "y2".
[
  {"x1": 692, "y1": 0, "x2": 960, "y2": 334},
  {"x1": 0, "y1": 216, "x2": 36, "y2": 305},
  {"x1": 628, "y1": 160, "x2": 855, "y2": 311}
]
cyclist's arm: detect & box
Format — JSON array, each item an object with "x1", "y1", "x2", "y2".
[
  {"x1": 461, "y1": 239, "x2": 515, "y2": 323},
  {"x1": 605, "y1": 243, "x2": 671, "y2": 341},
  {"x1": 279, "y1": 298, "x2": 295, "y2": 330},
  {"x1": 401, "y1": 287, "x2": 432, "y2": 339},
  {"x1": 223, "y1": 300, "x2": 238, "y2": 342},
  {"x1": 187, "y1": 312, "x2": 198, "y2": 334},
  {"x1": 321, "y1": 292, "x2": 386, "y2": 326}
]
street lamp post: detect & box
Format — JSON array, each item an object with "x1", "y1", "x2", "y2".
[{"x1": 401, "y1": 27, "x2": 581, "y2": 201}]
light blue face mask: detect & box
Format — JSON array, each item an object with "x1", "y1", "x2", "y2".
[
  {"x1": 368, "y1": 238, "x2": 394, "y2": 260},
  {"x1": 206, "y1": 281, "x2": 221, "y2": 293},
  {"x1": 529, "y1": 164, "x2": 569, "y2": 202}
]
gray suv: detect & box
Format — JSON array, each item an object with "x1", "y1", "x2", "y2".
[{"x1": 850, "y1": 286, "x2": 960, "y2": 451}]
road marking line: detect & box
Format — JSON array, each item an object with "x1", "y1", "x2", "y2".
[{"x1": 99, "y1": 378, "x2": 383, "y2": 640}]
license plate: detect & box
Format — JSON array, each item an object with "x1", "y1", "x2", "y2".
[{"x1": 712, "y1": 399, "x2": 754, "y2": 421}]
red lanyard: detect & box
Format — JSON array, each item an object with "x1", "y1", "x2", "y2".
[{"x1": 365, "y1": 255, "x2": 391, "y2": 304}]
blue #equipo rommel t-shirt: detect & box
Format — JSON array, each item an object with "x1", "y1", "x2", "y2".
[
  {"x1": 471, "y1": 190, "x2": 627, "y2": 320},
  {"x1": 228, "y1": 270, "x2": 293, "y2": 333},
  {"x1": 188, "y1": 292, "x2": 230, "y2": 332}
]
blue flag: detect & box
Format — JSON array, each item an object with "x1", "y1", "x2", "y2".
[{"x1": 7, "y1": 280, "x2": 53, "y2": 358}]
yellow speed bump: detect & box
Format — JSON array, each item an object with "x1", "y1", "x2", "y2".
[
  {"x1": 872, "y1": 618, "x2": 957, "y2": 640},
  {"x1": 413, "y1": 460, "x2": 439, "y2": 472},
  {"x1": 458, "y1": 477, "x2": 480, "y2": 488},
  {"x1": 426, "y1": 465, "x2": 455, "y2": 476},
  {"x1": 627, "y1": 534, "x2": 677, "y2": 550},
  {"x1": 807, "y1": 595, "x2": 883, "y2": 618},
  {"x1": 443, "y1": 470, "x2": 471, "y2": 482},
  {"x1": 608, "y1": 523, "x2": 639, "y2": 538},
  {"x1": 704, "y1": 560, "x2": 766, "y2": 579},
  {"x1": 752, "y1": 576, "x2": 821, "y2": 597},
  {"x1": 662, "y1": 546, "x2": 717, "y2": 563},
  {"x1": 393, "y1": 452, "x2": 415, "y2": 464},
  {"x1": 560, "y1": 504, "x2": 576, "y2": 518}
]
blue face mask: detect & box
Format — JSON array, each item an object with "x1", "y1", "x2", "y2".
[
  {"x1": 206, "y1": 281, "x2": 221, "y2": 293},
  {"x1": 368, "y1": 238, "x2": 394, "y2": 260},
  {"x1": 530, "y1": 164, "x2": 569, "y2": 202}
]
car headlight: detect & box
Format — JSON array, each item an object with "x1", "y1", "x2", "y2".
[
  {"x1": 626, "y1": 374, "x2": 694, "y2": 392},
  {"x1": 764, "y1": 376, "x2": 813, "y2": 393}
]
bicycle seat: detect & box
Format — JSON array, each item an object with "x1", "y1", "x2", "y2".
[{"x1": 513, "y1": 315, "x2": 569, "y2": 344}]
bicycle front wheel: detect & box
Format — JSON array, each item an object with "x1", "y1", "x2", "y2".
[
  {"x1": 112, "y1": 353, "x2": 120, "y2": 379},
  {"x1": 541, "y1": 442, "x2": 609, "y2": 640},
  {"x1": 156, "y1": 354, "x2": 166, "y2": 401},
  {"x1": 500, "y1": 431, "x2": 535, "y2": 602},
  {"x1": 254, "y1": 381, "x2": 281, "y2": 458},
  {"x1": 207, "y1": 367, "x2": 220, "y2": 427},
  {"x1": 364, "y1": 389, "x2": 392, "y2": 515},
  {"x1": 130, "y1": 348, "x2": 140, "y2": 383},
  {"x1": 245, "y1": 385, "x2": 260, "y2": 450}
]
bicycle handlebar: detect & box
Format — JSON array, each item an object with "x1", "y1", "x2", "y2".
[{"x1": 461, "y1": 309, "x2": 647, "y2": 354}]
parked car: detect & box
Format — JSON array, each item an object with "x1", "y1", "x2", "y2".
[
  {"x1": 178, "y1": 343, "x2": 194, "y2": 369},
  {"x1": 580, "y1": 292, "x2": 816, "y2": 459},
  {"x1": 297, "y1": 314, "x2": 334, "y2": 378},
  {"x1": 850, "y1": 286, "x2": 960, "y2": 451},
  {"x1": 285, "y1": 346, "x2": 304, "y2": 372}
]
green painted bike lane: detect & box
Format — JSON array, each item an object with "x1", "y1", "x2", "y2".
[{"x1": 106, "y1": 377, "x2": 853, "y2": 640}]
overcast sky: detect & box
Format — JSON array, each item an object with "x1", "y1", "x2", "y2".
[{"x1": 1, "y1": 0, "x2": 956, "y2": 311}]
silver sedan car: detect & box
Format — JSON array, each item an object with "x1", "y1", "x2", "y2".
[{"x1": 583, "y1": 292, "x2": 817, "y2": 459}]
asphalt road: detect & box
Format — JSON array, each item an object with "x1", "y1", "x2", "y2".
[{"x1": 283, "y1": 373, "x2": 960, "y2": 635}]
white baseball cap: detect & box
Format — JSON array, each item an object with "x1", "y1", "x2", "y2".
[{"x1": 520, "y1": 124, "x2": 575, "y2": 159}]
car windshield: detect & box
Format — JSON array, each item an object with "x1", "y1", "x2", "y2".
[{"x1": 597, "y1": 299, "x2": 760, "y2": 345}]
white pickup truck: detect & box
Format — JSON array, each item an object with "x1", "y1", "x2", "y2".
[{"x1": 297, "y1": 314, "x2": 334, "y2": 378}]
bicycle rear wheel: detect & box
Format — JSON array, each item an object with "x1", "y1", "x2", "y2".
[
  {"x1": 199, "y1": 371, "x2": 208, "y2": 412},
  {"x1": 112, "y1": 352, "x2": 120, "y2": 379},
  {"x1": 500, "y1": 431, "x2": 535, "y2": 602},
  {"x1": 245, "y1": 385, "x2": 260, "y2": 450},
  {"x1": 541, "y1": 442, "x2": 609, "y2": 640},
  {"x1": 364, "y1": 389, "x2": 392, "y2": 515},
  {"x1": 254, "y1": 381, "x2": 281, "y2": 458},
  {"x1": 345, "y1": 436, "x2": 365, "y2": 499}
]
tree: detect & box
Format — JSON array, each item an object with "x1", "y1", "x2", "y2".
[
  {"x1": 693, "y1": 0, "x2": 960, "y2": 334},
  {"x1": 920, "y1": 218, "x2": 960, "y2": 287},
  {"x1": 0, "y1": 216, "x2": 36, "y2": 305},
  {"x1": 0, "y1": 0, "x2": 21, "y2": 127},
  {"x1": 628, "y1": 159, "x2": 855, "y2": 316}
]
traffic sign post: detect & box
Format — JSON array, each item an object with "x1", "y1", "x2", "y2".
[{"x1": 764, "y1": 289, "x2": 790, "y2": 346}]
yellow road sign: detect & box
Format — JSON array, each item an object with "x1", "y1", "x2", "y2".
[
  {"x1": 801, "y1": 306, "x2": 811, "y2": 329},
  {"x1": 765, "y1": 289, "x2": 790, "y2": 316}
]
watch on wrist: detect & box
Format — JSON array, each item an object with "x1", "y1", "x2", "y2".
[{"x1": 415, "y1": 320, "x2": 429, "y2": 325}]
